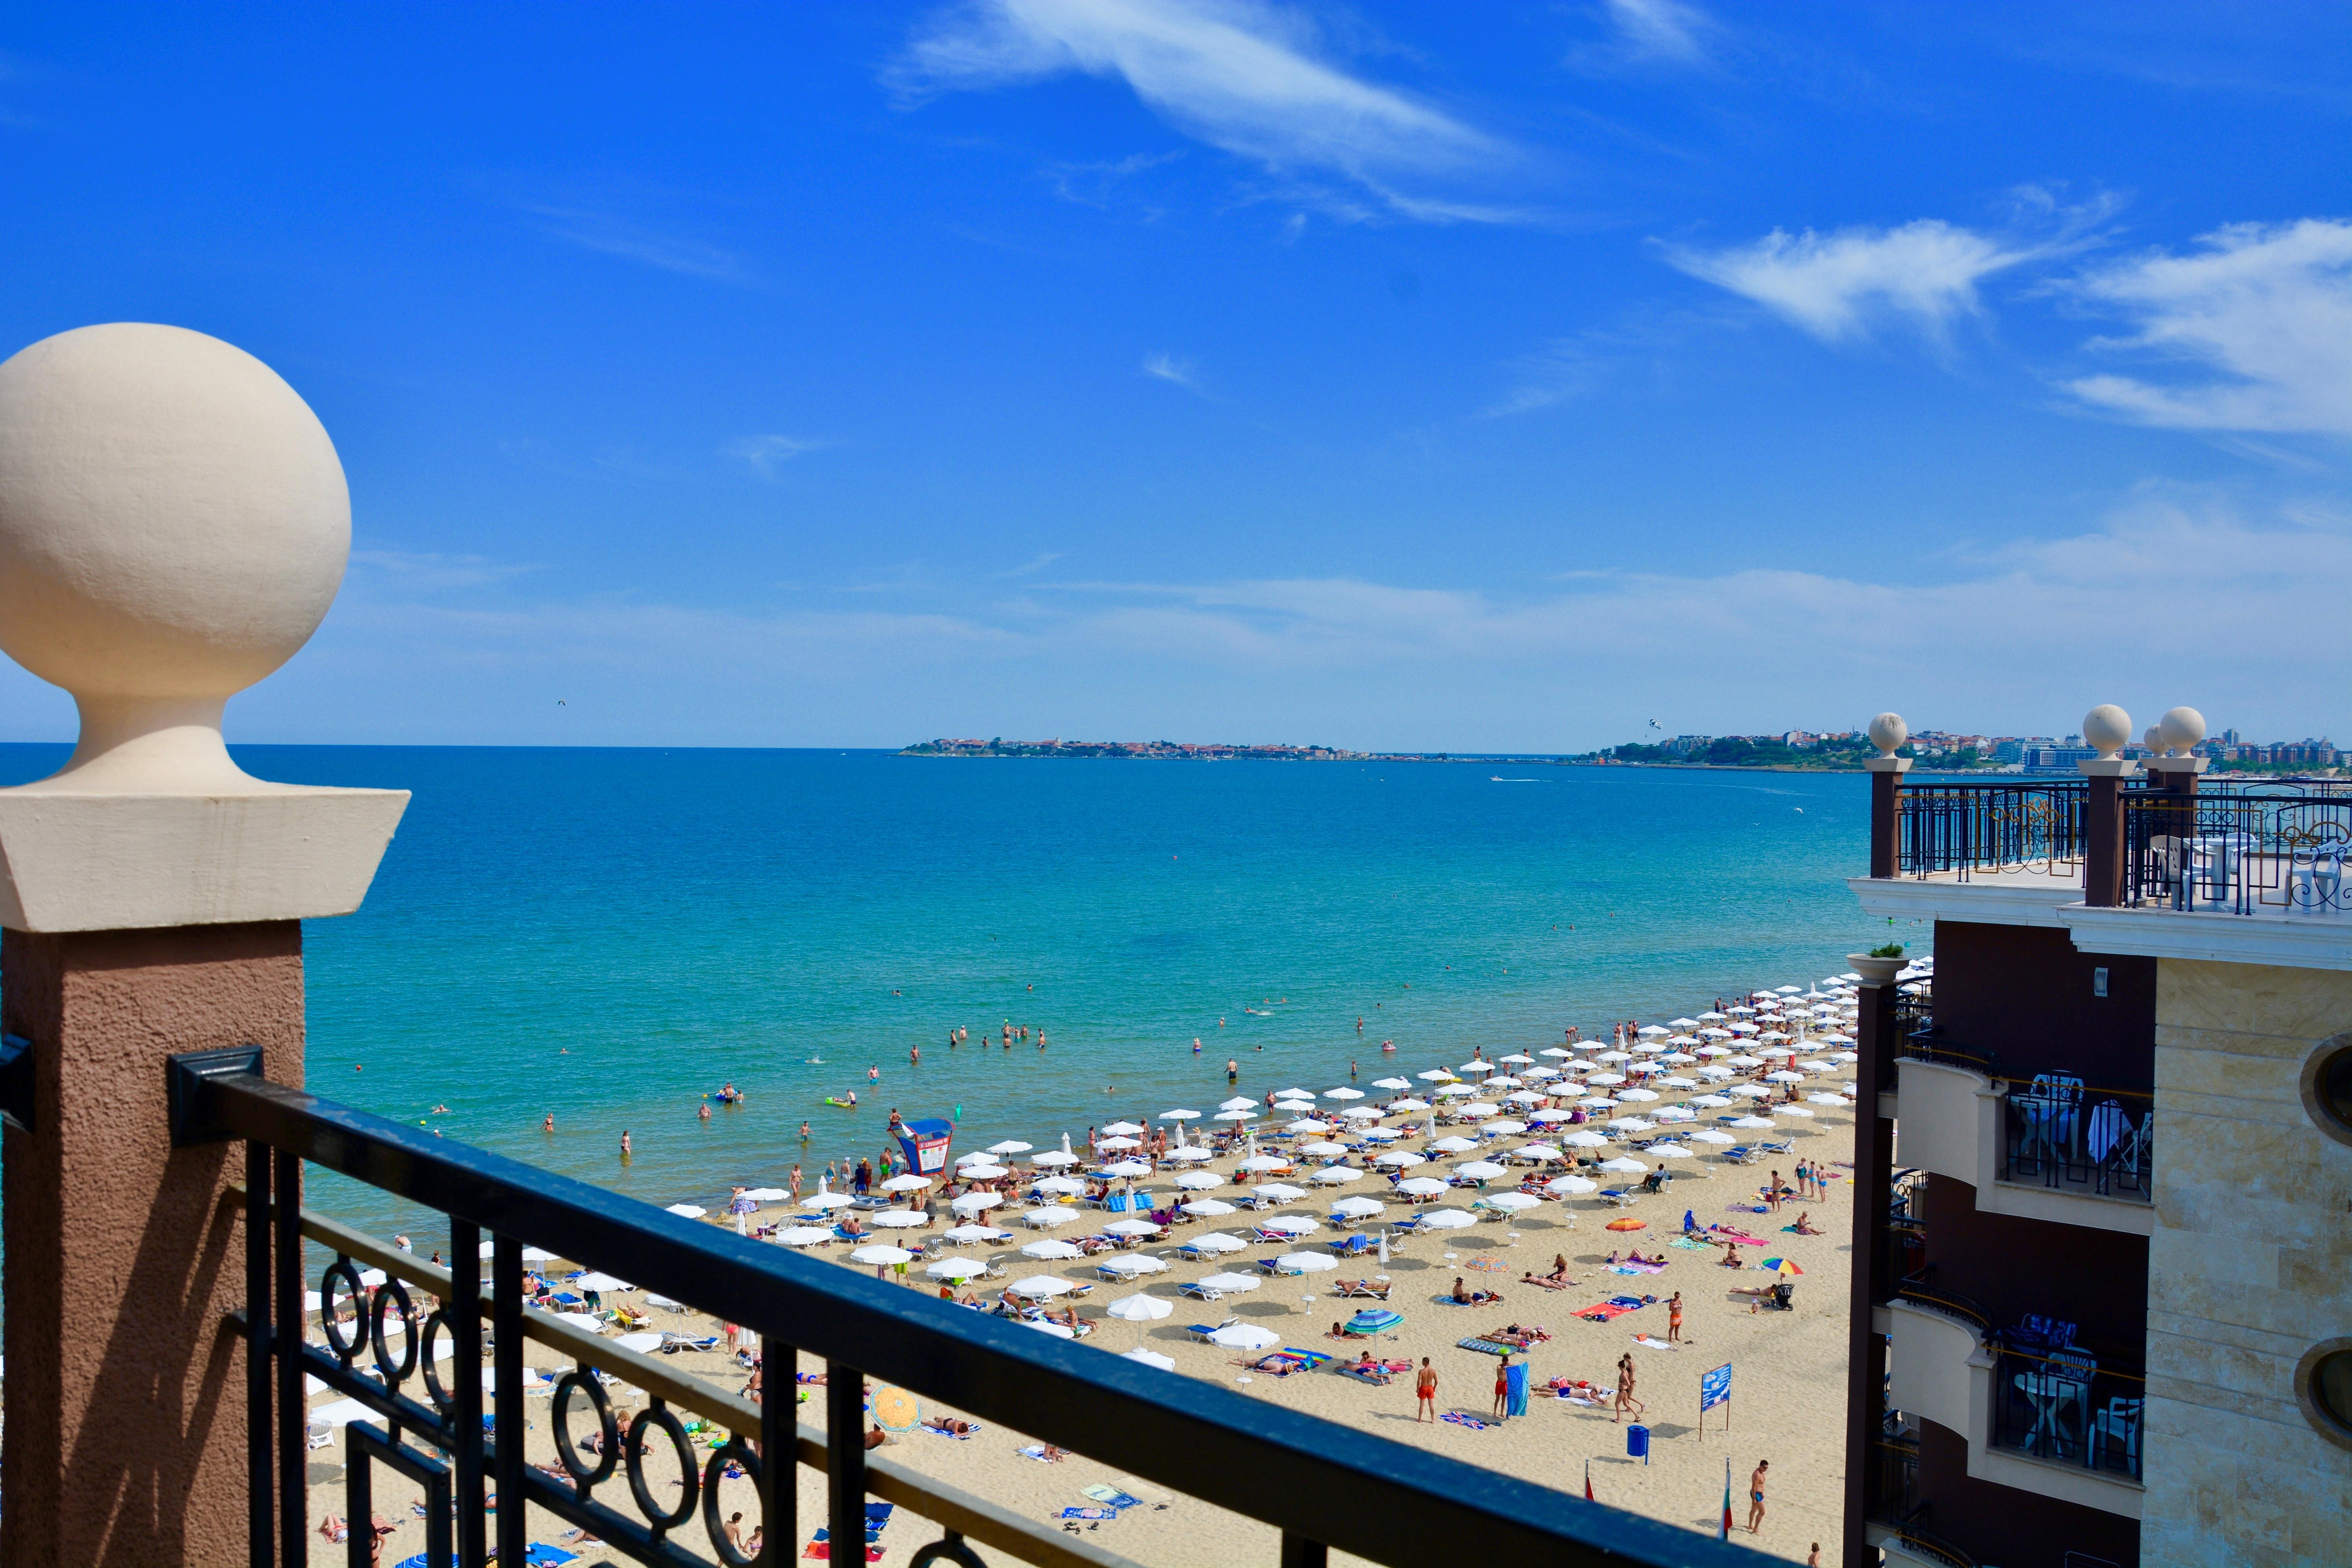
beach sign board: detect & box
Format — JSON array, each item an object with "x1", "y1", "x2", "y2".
[{"x1": 1700, "y1": 1362, "x2": 1732, "y2": 1437}]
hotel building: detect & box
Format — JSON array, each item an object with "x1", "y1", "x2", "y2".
[{"x1": 1838, "y1": 706, "x2": 2352, "y2": 1568}]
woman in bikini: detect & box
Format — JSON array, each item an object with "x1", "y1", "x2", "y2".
[
  {"x1": 1667, "y1": 1291, "x2": 1684, "y2": 1344},
  {"x1": 1613, "y1": 1352, "x2": 1644, "y2": 1424},
  {"x1": 1414, "y1": 1357, "x2": 1437, "y2": 1421}
]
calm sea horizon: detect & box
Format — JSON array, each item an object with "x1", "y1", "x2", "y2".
[{"x1": 0, "y1": 744, "x2": 1924, "y2": 1238}]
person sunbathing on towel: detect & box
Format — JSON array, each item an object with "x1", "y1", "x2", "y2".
[
  {"x1": 1719, "y1": 1245, "x2": 1745, "y2": 1268},
  {"x1": 924, "y1": 1417, "x2": 976, "y2": 1436},
  {"x1": 1451, "y1": 1275, "x2": 1502, "y2": 1305},
  {"x1": 1791, "y1": 1212, "x2": 1823, "y2": 1236}
]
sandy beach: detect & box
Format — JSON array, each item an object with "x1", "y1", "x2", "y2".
[{"x1": 309, "y1": 1053, "x2": 1860, "y2": 1568}]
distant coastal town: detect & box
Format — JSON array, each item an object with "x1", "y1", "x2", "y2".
[{"x1": 906, "y1": 727, "x2": 2343, "y2": 776}]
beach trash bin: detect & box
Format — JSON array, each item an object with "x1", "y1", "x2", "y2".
[{"x1": 1626, "y1": 1423, "x2": 1650, "y2": 1464}]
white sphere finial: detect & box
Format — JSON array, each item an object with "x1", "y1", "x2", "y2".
[
  {"x1": 2143, "y1": 726, "x2": 2163, "y2": 755},
  {"x1": 2159, "y1": 706, "x2": 2206, "y2": 758},
  {"x1": 0, "y1": 323, "x2": 350, "y2": 791},
  {"x1": 1867, "y1": 712, "x2": 1907, "y2": 758},
  {"x1": 2083, "y1": 704, "x2": 2133, "y2": 760}
]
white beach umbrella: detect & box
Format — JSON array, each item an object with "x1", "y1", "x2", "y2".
[
  {"x1": 1728, "y1": 1054, "x2": 1764, "y2": 1069},
  {"x1": 1214, "y1": 1110, "x2": 1258, "y2": 1123},
  {"x1": 1483, "y1": 1075, "x2": 1521, "y2": 1089},
  {"x1": 1516, "y1": 1142, "x2": 1562, "y2": 1161},
  {"x1": 880, "y1": 1174, "x2": 930, "y2": 1192},
  {"x1": 1778, "y1": 1106, "x2": 1816, "y2": 1119},
  {"x1": 1309, "y1": 1165, "x2": 1364, "y2": 1185},
  {"x1": 1539, "y1": 1047, "x2": 1574, "y2": 1059},
  {"x1": 1525, "y1": 1107, "x2": 1571, "y2": 1123},
  {"x1": 944, "y1": 1224, "x2": 1012, "y2": 1243},
  {"x1": 1278, "y1": 1252, "x2": 1338, "y2": 1274},
  {"x1": 1101, "y1": 1121, "x2": 1146, "y2": 1136},
  {"x1": 1605, "y1": 1117, "x2": 1655, "y2": 1134},
  {"x1": 1690, "y1": 1094, "x2": 1734, "y2": 1109},
  {"x1": 1024, "y1": 1208, "x2": 1081, "y2": 1229},
  {"x1": 1103, "y1": 1160, "x2": 1154, "y2": 1178},
  {"x1": 1436, "y1": 1084, "x2": 1478, "y2": 1099},
  {"x1": 1158, "y1": 1109, "x2": 1201, "y2": 1122},
  {"x1": 1009, "y1": 1276, "x2": 1075, "y2": 1299},
  {"x1": 1417, "y1": 1069, "x2": 1459, "y2": 1083},
  {"x1": 1429, "y1": 1136, "x2": 1479, "y2": 1153},
  {"x1": 1654, "y1": 1106, "x2": 1696, "y2": 1123},
  {"x1": 664, "y1": 1205, "x2": 707, "y2": 1220},
  {"x1": 1285, "y1": 1119, "x2": 1333, "y2": 1135},
  {"x1": 1175, "y1": 1171, "x2": 1225, "y2": 1190},
  {"x1": 1483, "y1": 1118, "x2": 1529, "y2": 1135},
  {"x1": 1105, "y1": 1219, "x2": 1163, "y2": 1237},
  {"x1": 1497, "y1": 1053, "x2": 1535, "y2": 1065},
  {"x1": 1107, "y1": 1293, "x2": 1173, "y2": 1323},
  {"x1": 1100, "y1": 1252, "x2": 1169, "y2": 1275},
  {"x1": 1198, "y1": 1273, "x2": 1262, "y2": 1296},
  {"x1": 988, "y1": 1140, "x2": 1034, "y2": 1156},
  {"x1": 1259, "y1": 1214, "x2": 1320, "y2": 1235},
  {"x1": 1729, "y1": 1084, "x2": 1772, "y2": 1100},
  {"x1": 1372, "y1": 1076, "x2": 1414, "y2": 1090},
  {"x1": 926, "y1": 1257, "x2": 986, "y2": 1281},
  {"x1": 1360, "y1": 1127, "x2": 1402, "y2": 1142},
  {"x1": 1237, "y1": 1155, "x2": 1290, "y2": 1173},
  {"x1": 1252, "y1": 1183, "x2": 1306, "y2": 1203},
  {"x1": 1123, "y1": 1348, "x2": 1178, "y2": 1370},
  {"x1": 1396, "y1": 1177, "x2": 1449, "y2": 1197},
  {"x1": 1032, "y1": 1150, "x2": 1081, "y2": 1167},
  {"x1": 1187, "y1": 1232, "x2": 1248, "y2": 1254},
  {"x1": 739, "y1": 1187, "x2": 790, "y2": 1203},
  {"x1": 1454, "y1": 1160, "x2": 1507, "y2": 1180},
  {"x1": 1219, "y1": 1097, "x2": 1257, "y2": 1111},
  {"x1": 1696, "y1": 1066, "x2": 1735, "y2": 1082},
  {"x1": 1544, "y1": 1174, "x2": 1598, "y2": 1196},
  {"x1": 1034, "y1": 1175, "x2": 1087, "y2": 1194},
  {"x1": 1616, "y1": 1087, "x2": 1660, "y2": 1103},
  {"x1": 1331, "y1": 1196, "x2": 1387, "y2": 1219},
  {"x1": 774, "y1": 1227, "x2": 834, "y2": 1247},
  {"x1": 1374, "y1": 1150, "x2": 1426, "y2": 1168},
  {"x1": 1165, "y1": 1145, "x2": 1214, "y2": 1161},
  {"x1": 1388, "y1": 1098, "x2": 1432, "y2": 1112},
  {"x1": 575, "y1": 1272, "x2": 633, "y2": 1293},
  {"x1": 1419, "y1": 1209, "x2": 1477, "y2": 1230},
  {"x1": 1483, "y1": 1192, "x2": 1539, "y2": 1212},
  {"x1": 1766, "y1": 1070, "x2": 1806, "y2": 1084},
  {"x1": 1323, "y1": 1086, "x2": 1365, "y2": 1100},
  {"x1": 849, "y1": 1245, "x2": 913, "y2": 1267},
  {"x1": 1688, "y1": 1129, "x2": 1736, "y2": 1145},
  {"x1": 1648, "y1": 1143, "x2": 1694, "y2": 1159},
  {"x1": 1096, "y1": 1136, "x2": 1142, "y2": 1152},
  {"x1": 956, "y1": 1164, "x2": 1010, "y2": 1181},
  {"x1": 1504, "y1": 1091, "x2": 1548, "y2": 1105},
  {"x1": 1597, "y1": 1157, "x2": 1648, "y2": 1175},
  {"x1": 1021, "y1": 1238, "x2": 1085, "y2": 1260},
  {"x1": 1730, "y1": 1116, "x2": 1777, "y2": 1130},
  {"x1": 1807, "y1": 1093, "x2": 1849, "y2": 1107},
  {"x1": 1562, "y1": 1131, "x2": 1608, "y2": 1149},
  {"x1": 1022, "y1": 1320, "x2": 1076, "y2": 1339},
  {"x1": 1340, "y1": 1105, "x2": 1385, "y2": 1121},
  {"x1": 1301, "y1": 1141, "x2": 1352, "y2": 1158},
  {"x1": 1181, "y1": 1198, "x2": 1237, "y2": 1217},
  {"x1": 868, "y1": 1210, "x2": 927, "y2": 1229},
  {"x1": 1209, "y1": 1323, "x2": 1279, "y2": 1350},
  {"x1": 1586, "y1": 1072, "x2": 1626, "y2": 1087}
]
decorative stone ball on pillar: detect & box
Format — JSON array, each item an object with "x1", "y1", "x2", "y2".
[
  {"x1": 1867, "y1": 711, "x2": 1908, "y2": 759},
  {"x1": 2082, "y1": 704, "x2": 2134, "y2": 761},
  {"x1": 2160, "y1": 706, "x2": 2207, "y2": 757},
  {"x1": 0, "y1": 323, "x2": 408, "y2": 1566}
]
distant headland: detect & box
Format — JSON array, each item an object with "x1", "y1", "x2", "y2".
[{"x1": 902, "y1": 738, "x2": 1367, "y2": 760}]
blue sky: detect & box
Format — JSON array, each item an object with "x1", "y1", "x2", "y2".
[{"x1": 2, "y1": 2, "x2": 2347, "y2": 751}]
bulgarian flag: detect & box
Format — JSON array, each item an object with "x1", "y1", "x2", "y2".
[
  {"x1": 1584, "y1": 1459, "x2": 1593, "y2": 1502},
  {"x1": 1719, "y1": 1458, "x2": 1733, "y2": 1540}
]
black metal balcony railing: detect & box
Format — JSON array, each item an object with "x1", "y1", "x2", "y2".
[
  {"x1": 1989, "y1": 1345, "x2": 2145, "y2": 1484},
  {"x1": 1999, "y1": 1076, "x2": 2153, "y2": 1202},
  {"x1": 1898, "y1": 781, "x2": 2088, "y2": 880},
  {"x1": 1893, "y1": 1269, "x2": 1993, "y2": 1337},
  {"x1": 2124, "y1": 780, "x2": 2352, "y2": 916},
  {"x1": 167, "y1": 1050, "x2": 1776, "y2": 1568}
]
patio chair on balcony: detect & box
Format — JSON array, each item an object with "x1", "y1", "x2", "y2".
[{"x1": 2091, "y1": 1396, "x2": 2143, "y2": 1474}]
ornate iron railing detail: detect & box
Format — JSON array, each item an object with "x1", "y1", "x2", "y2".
[
  {"x1": 1999, "y1": 1076, "x2": 2153, "y2": 1202},
  {"x1": 1899, "y1": 780, "x2": 2089, "y2": 880},
  {"x1": 2124, "y1": 782, "x2": 2352, "y2": 916},
  {"x1": 177, "y1": 1058, "x2": 1777, "y2": 1568}
]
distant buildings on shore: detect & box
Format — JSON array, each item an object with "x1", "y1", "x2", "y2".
[{"x1": 1592, "y1": 726, "x2": 2342, "y2": 774}]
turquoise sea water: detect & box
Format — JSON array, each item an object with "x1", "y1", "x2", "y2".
[{"x1": 0, "y1": 746, "x2": 1903, "y2": 1235}]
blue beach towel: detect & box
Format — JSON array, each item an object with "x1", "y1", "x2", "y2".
[{"x1": 1505, "y1": 1361, "x2": 1529, "y2": 1418}]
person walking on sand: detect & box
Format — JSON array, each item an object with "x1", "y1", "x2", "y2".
[
  {"x1": 1747, "y1": 1459, "x2": 1769, "y2": 1534},
  {"x1": 1667, "y1": 1291, "x2": 1684, "y2": 1345},
  {"x1": 1414, "y1": 1357, "x2": 1437, "y2": 1422},
  {"x1": 1492, "y1": 1353, "x2": 1511, "y2": 1422},
  {"x1": 1613, "y1": 1352, "x2": 1644, "y2": 1424},
  {"x1": 1766, "y1": 1171, "x2": 1783, "y2": 1213}
]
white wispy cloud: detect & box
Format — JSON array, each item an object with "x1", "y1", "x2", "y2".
[
  {"x1": 2062, "y1": 218, "x2": 2352, "y2": 437},
  {"x1": 1142, "y1": 352, "x2": 1201, "y2": 389},
  {"x1": 727, "y1": 435, "x2": 828, "y2": 477},
  {"x1": 894, "y1": 0, "x2": 1508, "y2": 222},
  {"x1": 225, "y1": 490, "x2": 2346, "y2": 749},
  {"x1": 524, "y1": 206, "x2": 748, "y2": 281},
  {"x1": 1663, "y1": 220, "x2": 2034, "y2": 345},
  {"x1": 1601, "y1": 0, "x2": 1716, "y2": 67}
]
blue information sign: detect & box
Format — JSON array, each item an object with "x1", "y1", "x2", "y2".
[{"x1": 1700, "y1": 1363, "x2": 1733, "y2": 1412}]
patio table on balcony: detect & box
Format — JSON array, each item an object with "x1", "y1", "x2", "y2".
[{"x1": 2013, "y1": 1365, "x2": 2095, "y2": 1459}]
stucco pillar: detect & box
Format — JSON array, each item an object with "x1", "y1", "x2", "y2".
[
  {"x1": 2078, "y1": 705, "x2": 2138, "y2": 909},
  {"x1": 2, "y1": 923, "x2": 305, "y2": 1566},
  {"x1": 1864, "y1": 713, "x2": 1911, "y2": 880},
  {"x1": 0, "y1": 324, "x2": 407, "y2": 1566}
]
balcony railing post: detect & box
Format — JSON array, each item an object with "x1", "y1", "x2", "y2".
[
  {"x1": 1867, "y1": 758, "x2": 1909, "y2": 878},
  {"x1": 0, "y1": 324, "x2": 409, "y2": 1565},
  {"x1": 493, "y1": 1236, "x2": 528, "y2": 1567},
  {"x1": 450, "y1": 1219, "x2": 488, "y2": 1568},
  {"x1": 275, "y1": 1149, "x2": 305, "y2": 1568},
  {"x1": 245, "y1": 1142, "x2": 274, "y2": 1568},
  {"x1": 829, "y1": 1362, "x2": 869, "y2": 1568}
]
